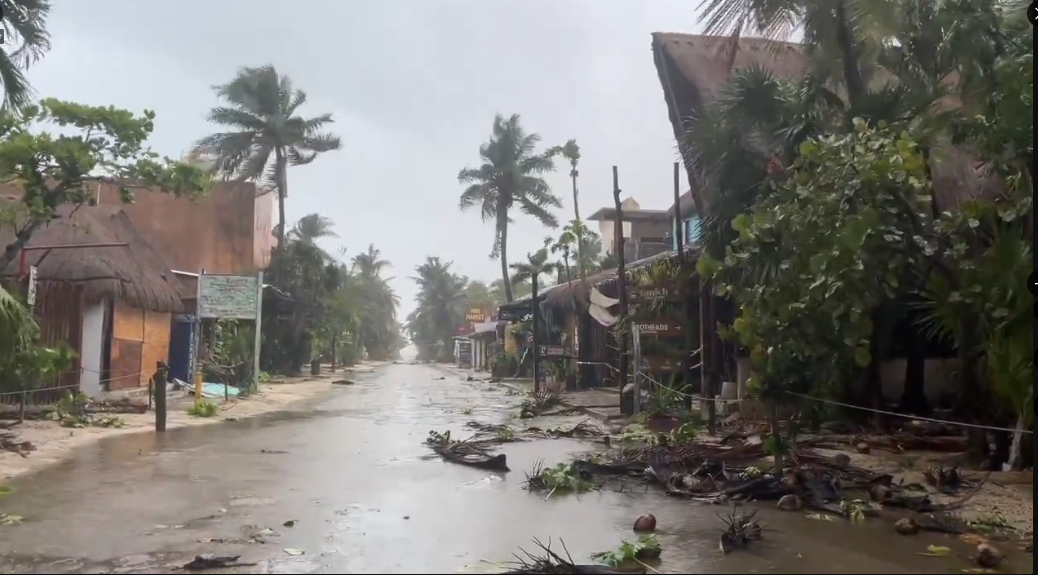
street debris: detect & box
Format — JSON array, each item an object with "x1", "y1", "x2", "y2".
[
  {"x1": 565, "y1": 432, "x2": 989, "y2": 528},
  {"x1": 519, "y1": 389, "x2": 563, "y2": 419},
  {"x1": 0, "y1": 513, "x2": 23, "y2": 525},
  {"x1": 524, "y1": 460, "x2": 595, "y2": 498},
  {"x1": 503, "y1": 538, "x2": 646, "y2": 574},
  {"x1": 0, "y1": 430, "x2": 33, "y2": 456},
  {"x1": 332, "y1": 379, "x2": 356, "y2": 385},
  {"x1": 282, "y1": 519, "x2": 297, "y2": 527},
  {"x1": 592, "y1": 534, "x2": 661, "y2": 568},
  {"x1": 425, "y1": 430, "x2": 509, "y2": 472},
  {"x1": 179, "y1": 554, "x2": 256, "y2": 571},
  {"x1": 284, "y1": 547, "x2": 305, "y2": 556},
  {"x1": 718, "y1": 508, "x2": 763, "y2": 553},
  {"x1": 632, "y1": 514, "x2": 656, "y2": 533}
]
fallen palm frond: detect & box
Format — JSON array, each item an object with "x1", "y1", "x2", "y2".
[
  {"x1": 424, "y1": 430, "x2": 509, "y2": 472},
  {"x1": 718, "y1": 508, "x2": 763, "y2": 553},
  {"x1": 504, "y1": 538, "x2": 645, "y2": 574},
  {"x1": 592, "y1": 535, "x2": 662, "y2": 568},
  {"x1": 520, "y1": 389, "x2": 564, "y2": 418}
]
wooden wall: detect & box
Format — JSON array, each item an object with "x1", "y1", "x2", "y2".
[{"x1": 111, "y1": 301, "x2": 171, "y2": 390}]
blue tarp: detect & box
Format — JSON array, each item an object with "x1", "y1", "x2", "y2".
[{"x1": 173, "y1": 379, "x2": 241, "y2": 399}]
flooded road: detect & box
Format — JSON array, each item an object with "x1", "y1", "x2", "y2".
[{"x1": 0, "y1": 363, "x2": 1030, "y2": 574}]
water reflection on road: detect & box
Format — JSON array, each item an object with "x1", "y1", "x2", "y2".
[{"x1": 0, "y1": 363, "x2": 1030, "y2": 574}]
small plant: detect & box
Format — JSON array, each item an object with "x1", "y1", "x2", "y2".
[
  {"x1": 187, "y1": 401, "x2": 220, "y2": 418},
  {"x1": 460, "y1": 407, "x2": 474, "y2": 415},
  {"x1": 592, "y1": 534, "x2": 662, "y2": 567},
  {"x1": 426, "y1": 430, "x2": 451, "y2": 445},
  {"x1": 495, "y1": 426, "x2": 516, "y2": 441},
  {"x1": 839, "y1": 499, "x2": 874, "y2": 524}
]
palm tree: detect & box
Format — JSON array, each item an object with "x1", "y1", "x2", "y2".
[
  {"x1": 192, "y1": 65, "x2": 342, "y2": 250},
  {"x1": 407, "y1": 257, "x2": 467, "y2": 360},
  {"x1": 352, "y1": 244, "x2": 391, "y2": 278},
  {"x1": 549, "y1": 140, "x2": 587, "y2": 285},
  {"x1": 458, "y1": 114, "x2": 563, "y2": 303},
  {"x1": 290, "y1": 213, "x2": 338, "y2": 245},
  {"x1": 0, "y1": 0, "x2": 51, "y2": 110}
]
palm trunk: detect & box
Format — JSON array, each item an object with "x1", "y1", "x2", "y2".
[
  {"x1": 275, "y1": 150, "x2": 289, "y2": 250},
  {"x1": 834, "y1": 0, "x2": 867, "y2": 109},
  {"x1": 498, "y1": 213, "x2": 513, "y2": 302}
]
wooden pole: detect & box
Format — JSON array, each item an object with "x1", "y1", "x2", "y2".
[
  {"x1": 673, "y1": 162, "x2": 695, "y2": 412},
  {"x1": 531, "y1": 275, "x2": 541, "y2": 393},
  {"x1": 154, "y1": 361, "x2": 168, "y2": 432},
  {"x1": 612, "y1": 166, "x2": 629, "y2": 411}
]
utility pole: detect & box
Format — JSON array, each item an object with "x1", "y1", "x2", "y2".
[
  {"x1": 673, "y1": 162, "x2": 695, "y2": 412},
  {"x1": 153, "y1": 361, "x2": 168, "y2": 432},
  {"x1": 531, "y1": 274, "x2": 541, "y2": 393},
  {"x1": 612, "y1": 166, "x2": 629, "y2": 410}
]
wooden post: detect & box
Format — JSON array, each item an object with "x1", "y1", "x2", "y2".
[
  {"x1": 531, "y1": 275, "x2": 541, "y2": 393},
  {"x1": 672, "y1": 162, "x2": 695, "y2": 412},
  {"x1": 612, "y1": 166, "x2": 629, "y2": 409},
  {"x1": 154, "y1": 361, "x2": 168, "y2": 432}
]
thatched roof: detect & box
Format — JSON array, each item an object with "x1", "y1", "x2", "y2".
[
  {"x1": 652, "y1": 32, "x2": 1002, "y2": 218},
  {"x1": 0, "y1": 204, "x2": 185, "y2": 312}
]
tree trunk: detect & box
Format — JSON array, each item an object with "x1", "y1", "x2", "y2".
[
  {"x1": 833, "y1": 0, "x2": 867, "y2": 109},
  {"x1": 957, "y1": 315, "x2": 989, "y2": 463},
  {"x1": 898, "y1": 332, "x2": 931, "y2": 415},
  {"x1": 866, "y1": 320, "x2": 884, "y2": 429},
  {"x1": 1004, "y1": 388, "x2": 1032, "y2": 471},
  {"x1": 274, "y1": 148, "x2": 289, "y2": 251},
  {"x1": 497, "y1": 212, "x2": 513, "y2": 302},
  {"x1": 0, "y1": 219, "x2": 46, "y2": 275}
]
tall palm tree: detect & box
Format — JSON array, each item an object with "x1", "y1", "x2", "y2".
[
  {"x1": 192, "y1": 65, "x2": 342, "y2": 250},
  {"x1": 549, "y1": 140, "x2": 587, "y2": 287},
  {"x1": 0, "y1": 0, "x2": 51, "y2": 110},
  {"x1": 458, "y1": 114, "x2": 562, "y2": 303}
]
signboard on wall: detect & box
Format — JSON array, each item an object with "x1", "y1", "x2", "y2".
[
  {"x1": 198, "y1": 274, "x2": 260, "y2": 319},
  {"x1": 26, "y1": 265, "x2": 37, "y2": 306}
]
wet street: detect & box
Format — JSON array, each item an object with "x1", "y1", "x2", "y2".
[{"x1": 0, "y1": 363, "x2": 1030, "y2": 574}]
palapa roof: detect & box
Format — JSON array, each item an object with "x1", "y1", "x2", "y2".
[
  {"x1": 0, "y1": 204, "x2": 185, "y2": 312},
  {"x1": 652, "y1": 32, "x2": 1002, "y2": 218}
]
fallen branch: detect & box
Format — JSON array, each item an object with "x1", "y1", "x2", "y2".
[{"x1": 504, "y1": 538, "x2": 644, "y2": 574}]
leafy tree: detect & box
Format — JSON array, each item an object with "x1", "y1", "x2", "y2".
[
  {"x1": 0, "y1": 0, "x2": 51, "y2": 109},
  {"x1": 458, "y1": 113, "x2": 562, "y2": 302},
  {"x1": 193, "y1": 65, "x2": 341, "y2": 250},
  {"x1": 0, "y1": 98, "x2": 209, "y2": 271},
  {"x1": 462, "y1": 280, "x2": 495, "y2": 308},
  {"x1": 489, "y1": 276, "x2": 531, "y2": 306}
]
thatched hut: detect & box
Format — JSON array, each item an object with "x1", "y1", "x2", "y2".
[{"x1": 0, "y1": 205, "x2": 185, "y2": 397}]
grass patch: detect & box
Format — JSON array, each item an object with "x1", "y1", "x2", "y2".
[{"x1": 187, "y1": 401, "x2": 220, "y2": 418}]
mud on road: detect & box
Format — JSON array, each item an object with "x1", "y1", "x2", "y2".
[{"x1": 0, "y1": 363, "x2": 1031, "y2": 574}]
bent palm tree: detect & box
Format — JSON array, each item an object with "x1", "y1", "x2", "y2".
[
  {"x1": 192, "y1": 65, "x2": 341, "y2": 249},
  {"x1": 458, "y1": 114, "x2": 562, "y2": 302},
  {"x1": 290, "y1": 213, "x2": 338, "y2": 245},
  {"x1": 0, "y1": 0, "x2": 51, "y2": 110}
]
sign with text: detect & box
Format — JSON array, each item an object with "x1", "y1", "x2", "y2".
[
  {"x1": 26, "y1": 265, "x2": 37, "y2": 306},
  {"x1": 640, "y1": 356, "x2": 683, "y2": 371},
  {"x1": 628, "y1": 284, "x2": 682, "y2": 303},
  {"x1": 498, "y1": 304, "x2": 533, "y2": 322},
  {"x1": 538, "y1": 345, "x2": 567, "y2": 358},
  {"x1": 465, "y1": 307, "x2": 488, "y2": 322},
  {"x1": 633, "y1": 321, "x2": 683, "y2": 337},
  {"x1": 199, "y1": 274, "x2": 260, "y2": 320}
]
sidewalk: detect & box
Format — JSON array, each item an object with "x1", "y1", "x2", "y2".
[{"x1": 0, "y1": 363, "x2": 383, "y2": 481}]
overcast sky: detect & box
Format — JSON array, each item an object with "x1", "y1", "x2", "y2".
[{"x1": 30, "y1": 1, "x2": 706, "y2": 317}]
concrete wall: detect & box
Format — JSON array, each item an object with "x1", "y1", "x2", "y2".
[{"x1": 78, "y1": 302, "x2": 106, "y2": 398}]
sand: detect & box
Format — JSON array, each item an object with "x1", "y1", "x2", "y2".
[{"x1": 0, "y1": 364, "x2": 386, "y2": 482}]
